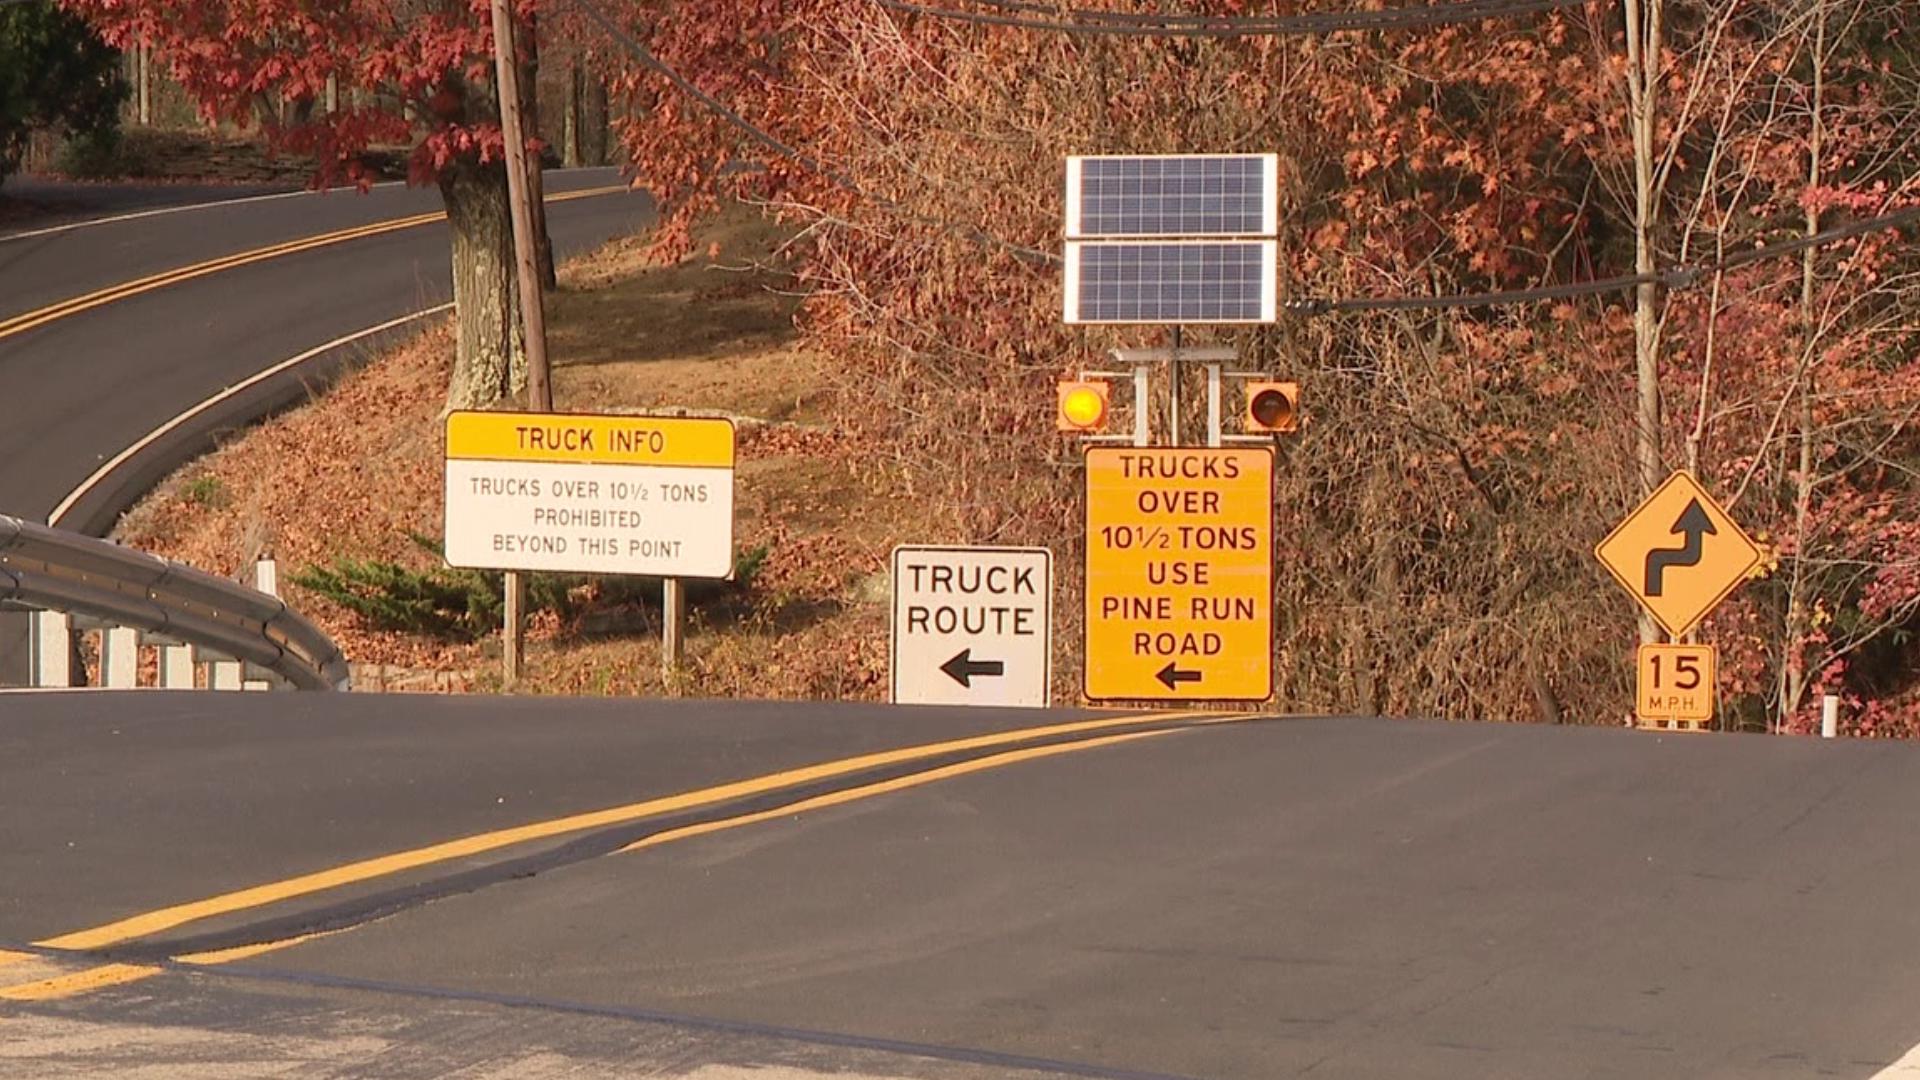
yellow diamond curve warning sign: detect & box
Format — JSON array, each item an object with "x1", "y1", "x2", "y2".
[
  {"x1": 1595, "y1": 470, "x2": 1761, "y2": 639},
  {"x1": 1085, "y1": 447, "x2": 1273, "y2": 701}
]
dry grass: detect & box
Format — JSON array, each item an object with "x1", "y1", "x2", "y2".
[{"x1": 117, "y1": 206, "x2": 909, "y2": 698}]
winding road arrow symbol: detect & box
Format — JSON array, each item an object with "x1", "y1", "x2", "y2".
[
  {"x1": 1643, "y1": 499, "x2": 1717, "y2": 597},
  {"x1": 1155, "y1": 662, "x2": 1202, "y2": 691},
  {"x1": 940, "y1": 649, "x2": 1005, "y2": 688}
]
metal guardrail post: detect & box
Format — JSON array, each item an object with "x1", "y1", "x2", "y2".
[
  {"x1": 29, "y1": 610, "x2": 72, "y2": 688},
  {"x1": 102, "y1": 627, "x2": 139, "y2": 688},
  {"x1": 242, "y1": 557, "x2": 278, "y2": 691},
  {"x1": 161, "y1": 644, "x2": 196, "y2": 689}
]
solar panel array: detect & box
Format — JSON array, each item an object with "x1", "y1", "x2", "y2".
[
  {"x1": 1064, "y1": 241, "x2": 1275, "y2": 325},
  {"x1": 1067, "y1": 155, "x2": 1276, "y2": 239},
  {"x1": 1063, "y1": 154, "x2": 1278, "y2": 325}
]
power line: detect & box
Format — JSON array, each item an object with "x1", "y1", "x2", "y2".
[
  {"x1": 1715, "y1": 205, "x2": 1920, "y2": 272},
  {"x1": 962, "y1": 0, "x2": 1496, "y2": 25},
  {"x1": 1288, "y1": 205, "x2": 1920, "y2": 313},
  {"x1": 874, "y1": 0, "x2": 1596, "y2": 37}
]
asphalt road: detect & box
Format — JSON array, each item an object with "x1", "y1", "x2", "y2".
[
  {"x1": 0, "y1": 176, "x2": 299, "y2": 235},
  {"x1": 0, "y1": 165, "x2": 647, "y2": 525},
  {"x1": 0, "y1": 168, "x2": 652, "y2": 684},
  {"x1": 3, "y1": 694, "x2": 1919, "y2": 1079}
]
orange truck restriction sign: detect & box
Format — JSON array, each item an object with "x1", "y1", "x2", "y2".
[
  {"x1": 1084, "y1": 447, "x2": 1274, "y2": 701},
  {"x1": 1636, "y1": 643, "x2": 1716, "y2": 725}
]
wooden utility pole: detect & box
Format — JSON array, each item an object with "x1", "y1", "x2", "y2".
[
  {"x1": 490, "y1": 0, "x2": 551, "y2": 687},
  {"x1": 519, "y1": 11, "x2": 556, "y2": 290}
]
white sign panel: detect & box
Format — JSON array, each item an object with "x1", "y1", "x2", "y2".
[
  {"x1": 444, "y1": 412, "x2": 734, "y2": 578},
  {"x1": 891, "y1": 545, "x2": 1052, "y2": 708}
]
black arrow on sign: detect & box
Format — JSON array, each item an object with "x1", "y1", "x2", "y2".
[
  {"x1": 1155, "y1": 662, "x2": 1202, "y2": 691},
  {"x1": 940, "y1": 649, "x2": 1005, "y2": 688},
  {"x1": 1643, "y1": 499, "x2": 1717, "y2": 597}
]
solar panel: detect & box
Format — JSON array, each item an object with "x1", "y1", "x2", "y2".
[
  {"x1": 1063, "y1": 240, "x2": 1277, "y2": 325},
  {"x1": 1066, "y1": 154, "x2": 1277, "y2": 239}
]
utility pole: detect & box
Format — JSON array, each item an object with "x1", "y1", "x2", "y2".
[{"x1": 490, "y1": 0, "x2": 551, "y2": 687}]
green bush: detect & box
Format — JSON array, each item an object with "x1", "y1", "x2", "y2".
[
  {"x1": 292, "y1": 561, "x2": 501, "y2": 642},
  {"x1": 181, "y1": 472, "x2": 225, "y2": 509},
  {"x1": 292, "y1": 533, "x2": 772, "y2": 642},
  {"x1": 53, "y1": 126, "x2": 154, "y2": 179}
]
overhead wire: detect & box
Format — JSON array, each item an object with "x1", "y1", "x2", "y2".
[
  {"x1": 960, "y1": 0, "x2": 1571, "y2": 23},
  {"x1": 1287, "y1": 205, "x2": 1920, "y2": 313},
  {"x1": 873, "y1": 0, "x2": 1597, "y2": 36}
]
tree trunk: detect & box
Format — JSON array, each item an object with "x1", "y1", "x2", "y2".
[
  {"x1": 590, "y1": 78, "x2": 611, "y2": 165},
  {"x1": 441, "y1": 162, "x2": 525, "y2": 410},
  {"x1": 136, "y1": 44, "x2": 151, "y2": 126},
  {"x1": 1780, "y1": 1, "x2": 1830, "y2": 731},
  {"x1": 564, "y1": 61, "x2": 583, "y2": 168},
  {"x1": 1623, "y1": 0, "x2": 1665, "y2": 647}
]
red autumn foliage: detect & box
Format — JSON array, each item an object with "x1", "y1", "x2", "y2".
[
  {"x1": 583, "y1": 0, "x2": 1920, "y2": 728},
  {"x1": 75, "y1": 0, "x2": 1920, "y2": 728},
  {"x1": 63, "y1": 0, "x2": 523, "y2": 188}
]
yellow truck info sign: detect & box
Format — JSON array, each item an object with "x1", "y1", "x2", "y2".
[{"x1": 443, "y1": 411, "x2": 734, "y2": 578}]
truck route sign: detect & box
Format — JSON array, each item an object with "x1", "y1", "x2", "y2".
[{"x1": 890, "y1": 545, "x2": 1052, "y2": 708}]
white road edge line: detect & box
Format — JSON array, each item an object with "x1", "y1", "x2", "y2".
[
  {"x1": 0, "y1": 184, "x2": 394, "y2": 245},
  {"x1": 1874, "y1": 1045, "x2": 1920, "y2": 1077},
  {"x1": 47, "y1": 304, "x2": 453, "y2": 529},
  {"x1": 0, "y1": 166, "x2": 622, "y2": 245}
]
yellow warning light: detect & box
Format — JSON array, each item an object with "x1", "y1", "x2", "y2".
[
  {"x1": 1245, "y1": 381, "x2": 1300, "y2": 434},
  {"x1": 1057, "y1": 380, "x2": 1111, "y2": 432}
]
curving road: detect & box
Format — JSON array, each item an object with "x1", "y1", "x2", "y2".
[
  {"x1": 0, "y1": 168, "x2": 653, "y2": 683},
  {"x1": 0, "y1": 166, "x2": 650, "y2": 529}
]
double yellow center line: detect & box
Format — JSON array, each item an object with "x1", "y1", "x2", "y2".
[
  {"x1": 1, "y1": 709, "x2": 1247, "y2": 1003},
  {"x1": 0, "y1": 185, "x2": 626, "y2": 345}
]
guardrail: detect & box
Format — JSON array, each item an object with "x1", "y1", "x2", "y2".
[{"x1": 0, "y1": 514, "x2": 348, "y2": 691}]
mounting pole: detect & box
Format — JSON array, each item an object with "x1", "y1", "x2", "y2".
[
  {"x1": 1206, "y1": 363, "x2": 1223, "y2": 447},
  {"x1": 1132, "y1": 365, "x2": 1152, "y2": 448},
  {"x1": 1169, "y1": 326, "x2": 1182, "y2": 448},
  {"x1": 662, "y1": 577, "x2": 686, "y2": 685},
  {"x1": 491, "y1": 0, "x2": 551, "y2": 688}
]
